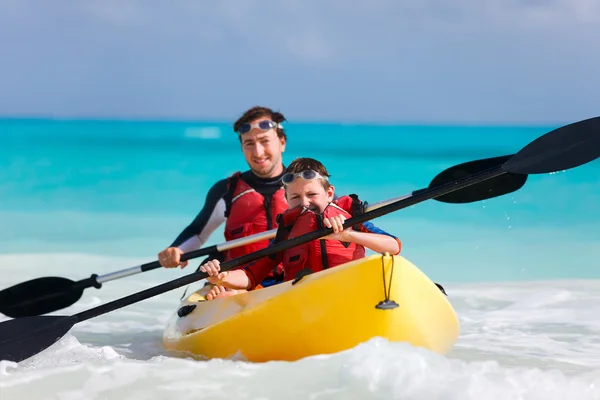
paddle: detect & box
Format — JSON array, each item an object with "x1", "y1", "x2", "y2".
[
  {"x1": 1, "y1": 116, "x2": 598, "y2": 364},
  {"x1": 0, "y1": 155, "x2": 527, "y2": 319}
]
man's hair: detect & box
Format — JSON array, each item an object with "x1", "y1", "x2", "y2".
[
  {"x1": 233, "y1": 106, "x2": 287, "y2": 142},
  {"x1": 285, "y1": 157, "x2": 331, "y2": 190}
]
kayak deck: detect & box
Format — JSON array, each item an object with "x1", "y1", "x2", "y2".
[{"x1": 163, "y1": 253, "x2": 460, "y2": 362}]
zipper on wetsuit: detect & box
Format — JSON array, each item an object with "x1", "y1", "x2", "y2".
[{"x1": 264, "y1": 194, "x2": 274, "y2": 230}]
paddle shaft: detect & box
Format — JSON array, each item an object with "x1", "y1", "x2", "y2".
[
  {"x1": 0, "y1": 161, "x2": 516, "y2": 363},
  {"x1": 85, "y1": 232, "x2": 274, "y2": 285},
  {"x1": 93, "y1": 114, "x2": 600, "y2": 285},
  {"x1": 0, "y1": 153, "x2": 527, "y2": 319},
  {"x1": 88, "y1": 194, "x2": 412, "y2": 286},
  {"x1": 18, "y1": 153, "x2": 524, "y2": 293},
  {"x1": 72, "y1": 164, "x2": 507, "y2": 324}
]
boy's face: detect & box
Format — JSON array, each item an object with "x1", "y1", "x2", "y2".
[{"x1": 285, "y1": 178, "x2": 334, "y2": 214}]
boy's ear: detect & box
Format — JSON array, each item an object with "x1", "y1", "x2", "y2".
[{"x1": 327, "y1": 185, "x2": 335, "y2": 199}]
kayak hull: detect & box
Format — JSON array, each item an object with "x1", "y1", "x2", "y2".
[{"x1": 162, "y1": 254, "x2": 460, "y2": 362}]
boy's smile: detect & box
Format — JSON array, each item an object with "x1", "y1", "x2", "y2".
[{"x1": 285, "y1": 178, "x2": 335, "y2": 214}]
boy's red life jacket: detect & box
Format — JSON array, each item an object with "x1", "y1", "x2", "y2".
[{"x1": 276, "y1": 195, "x2": 366, "y2": 281}]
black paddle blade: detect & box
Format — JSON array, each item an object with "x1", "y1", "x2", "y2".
[
  {"x1": 504, "y1": 116, "x2": 600, "y2": 174},
  {"x1": 0, "y1": 315, "x2": 75, "y2": 363},
  {"x1": 0, "y1": 277, "x2": 83, "y2": 318},
  {"x1": 426, "y1": 155, "x2": 527, "y2": 203}
]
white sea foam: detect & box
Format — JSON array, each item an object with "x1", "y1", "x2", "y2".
[{"x1": 0, "y1": 253, "x2": 599, "y2": 399}]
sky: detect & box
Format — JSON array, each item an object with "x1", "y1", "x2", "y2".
[{"x1": 0, "y1": 0, "x2": 599, "y2": 124}]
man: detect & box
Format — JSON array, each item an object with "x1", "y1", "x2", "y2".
[{"x1": 158, "y1": 106, "x2": 289, "y2": 285}]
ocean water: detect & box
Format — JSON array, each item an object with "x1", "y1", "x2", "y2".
[{"x1": 0, "y1": 118, "x2": 599, "y2": 399}]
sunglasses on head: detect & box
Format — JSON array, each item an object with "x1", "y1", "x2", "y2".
[
  {"x1": 282, "y1": 170, "x2": 328, "y2": 185},
  {"x1": 236, "y1": 120, "x2": 282, "y2": 135}
]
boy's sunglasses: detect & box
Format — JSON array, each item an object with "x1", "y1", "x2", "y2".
[
  {"x1": 282, "y1": 170, "x2": 328, "y2": 185},
  {"x1": 236, "y1": 120, "x2": 282, "y2": 135}
]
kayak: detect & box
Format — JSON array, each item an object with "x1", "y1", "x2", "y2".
[{"x1": 162, "y1": 253, "x2": 460, "y2": 362}]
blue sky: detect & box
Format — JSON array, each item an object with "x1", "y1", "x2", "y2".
[{"x1": 1, "y1": 0, "x2": 599, "y2": 124}]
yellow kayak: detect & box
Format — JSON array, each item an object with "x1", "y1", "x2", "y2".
[{"x1": 162, "y1": 253, "x2": 460, "y2": 362}]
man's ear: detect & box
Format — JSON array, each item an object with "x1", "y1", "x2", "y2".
[{"x1": 279, "y1": 136, "x2": 286, "y2": 152}]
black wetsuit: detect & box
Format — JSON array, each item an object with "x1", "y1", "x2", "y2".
[{"x1": 170, "y1": 170, "x2": 285, "y2": 259}]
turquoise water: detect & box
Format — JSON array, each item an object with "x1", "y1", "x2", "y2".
[
  {"x1": 1, "y1": 118, "x2": 599, "y2": 282},
  {"x1": 1, "y1": 118, "x2": 600, "y2": 400}
]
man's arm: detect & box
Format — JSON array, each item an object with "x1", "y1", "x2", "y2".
[{"x1": 170, "y1": 178, "x2": 229, "y2": 252}]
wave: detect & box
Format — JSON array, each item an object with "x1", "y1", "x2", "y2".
[
  {"x1": 1, "y1": 337, "x2": 598, "y2": 399},
  {"x1": 0, "y1": 252, "x2": 598, "y2": 399}
]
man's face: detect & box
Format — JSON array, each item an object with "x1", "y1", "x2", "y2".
[{"x1": 240, "y1": 117, "x2": 286, "y2": 178}]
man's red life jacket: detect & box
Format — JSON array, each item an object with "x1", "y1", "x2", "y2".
[{"x1": 223, "y1": 172, "x2": 288, "y2": 274}]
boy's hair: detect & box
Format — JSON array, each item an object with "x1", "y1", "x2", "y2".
[
  {"x1": 284, "y1": 157, "x2": 331, "y2": 190},
  {"x1": 233, "y1": 106, "x2": 287, "y2": 142}
]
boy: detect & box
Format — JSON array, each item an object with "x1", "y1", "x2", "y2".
[{"x1": 200, "y1": 157, "x2": 401, "y2": 300}]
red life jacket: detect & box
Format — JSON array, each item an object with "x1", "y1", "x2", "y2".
[
  {"x1": 276, "y1": 195, "x2": 366, "y2": 281},
  {"x1": 223, "y1": 172, "x2": 288, "y2": 271}
]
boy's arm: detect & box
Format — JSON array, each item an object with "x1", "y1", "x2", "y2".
[
  {"x1": 243, "y1": 254, "x2": 282, "y2": 289},
  {"x1": 327, "y1": 218, "x2": 400, "y2": 255},
  {"x1": 212, "y1": 253, "x2": 283, "y2": 290},
  {"x1": 213, "y1": 269, "x2": 252, "y2": 290},
  {"x1": 343, "y1": 227, "x2": 401, "y2": 255},
  {"x1": 214, "y1": 219, "x2": 290, "y2": 289},
  {"x1": 356, "y1": 221, "x2": 402, "y2": 254}
]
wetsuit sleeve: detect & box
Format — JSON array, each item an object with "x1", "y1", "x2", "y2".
[
  {"x1": 243, "y1": 252, "x2": 282, "y2": 289},
  {"x1": 169, "y1": 178, "x2": 229, "y2": 252},
  {"x1": 358, "y1": 221, "x2": 402, "y2": 255}
]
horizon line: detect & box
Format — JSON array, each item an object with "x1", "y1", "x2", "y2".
[{"x1": 0, "y1": 113, "x2": 569, "y2": 128}]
